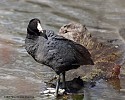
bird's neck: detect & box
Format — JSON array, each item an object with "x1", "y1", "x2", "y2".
[
  {"x1": 26, "y1": 33, "x2": 38, "y2": 40},
  {"x1": 27, "y1": 27, "x2": 39, "y2": 39}
]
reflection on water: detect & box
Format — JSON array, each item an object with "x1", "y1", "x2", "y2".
[
  {"x1": 107, "y1": 78, "x2": 121, "y2": 91},
  {"x1": 0, "y1": 0, "x2": 125, "y2": 99}
]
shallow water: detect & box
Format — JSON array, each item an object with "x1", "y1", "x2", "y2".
[{"x1": 0, "y1": 0, "x2": 125, "y2": 100}]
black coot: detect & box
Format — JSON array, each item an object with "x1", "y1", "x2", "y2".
[{"x1": 25, "y1": 18, "x2": 94, "y2": 96}]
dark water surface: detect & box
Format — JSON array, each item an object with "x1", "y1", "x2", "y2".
[{"x1": 0, "y1": 0, "x2": 125, "y2": 100}]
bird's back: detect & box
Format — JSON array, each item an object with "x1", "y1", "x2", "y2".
[{"x1": 35, "y1": 30, "x2": 94, "y2": 74}]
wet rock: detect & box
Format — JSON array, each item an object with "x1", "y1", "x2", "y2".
[
  {"x1": 45, "y1": 77, "x2": 84, "y2": 93},
  {"x1": 59, "y1": 22, "x2": 125, "y2": 80},
  {"x1": 45, "y1": 76, "x2": 95, "y2": 94}
]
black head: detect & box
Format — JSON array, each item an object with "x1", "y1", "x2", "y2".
[{"x1": 27, "y1": 18, "x2": 43, "y2": 36}]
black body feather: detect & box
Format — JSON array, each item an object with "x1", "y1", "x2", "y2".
[{"x1": 25, "y1": 29, "x2": 94, "y2": 74}]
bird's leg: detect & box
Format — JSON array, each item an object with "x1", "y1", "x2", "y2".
[
  {"x1": 55, "y1": 74, "x2": 60, "y2": 97},
  {"x1": 62, "y1": 72, "x2": 66, "y2": 89}
]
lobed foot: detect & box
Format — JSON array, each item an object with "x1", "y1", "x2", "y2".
[{"x1": 40, "y1": 88, "x2": 65, "y2": 96}]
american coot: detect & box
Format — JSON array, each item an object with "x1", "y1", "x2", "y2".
[{"x1": 25, "y1": 18, "x2": 94, "y2": 96}]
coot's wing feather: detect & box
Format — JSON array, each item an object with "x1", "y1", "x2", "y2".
[
  {"x1": 53, "y1": 33, "x2": 94, "y2": 65},
  {"x1": 70, "y1": 42, "x2": 94, "y2": 65}
]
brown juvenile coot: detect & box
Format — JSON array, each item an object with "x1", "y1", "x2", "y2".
[{"x1": 25, "y1": 18, "x2": 94, "y2": 96}]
